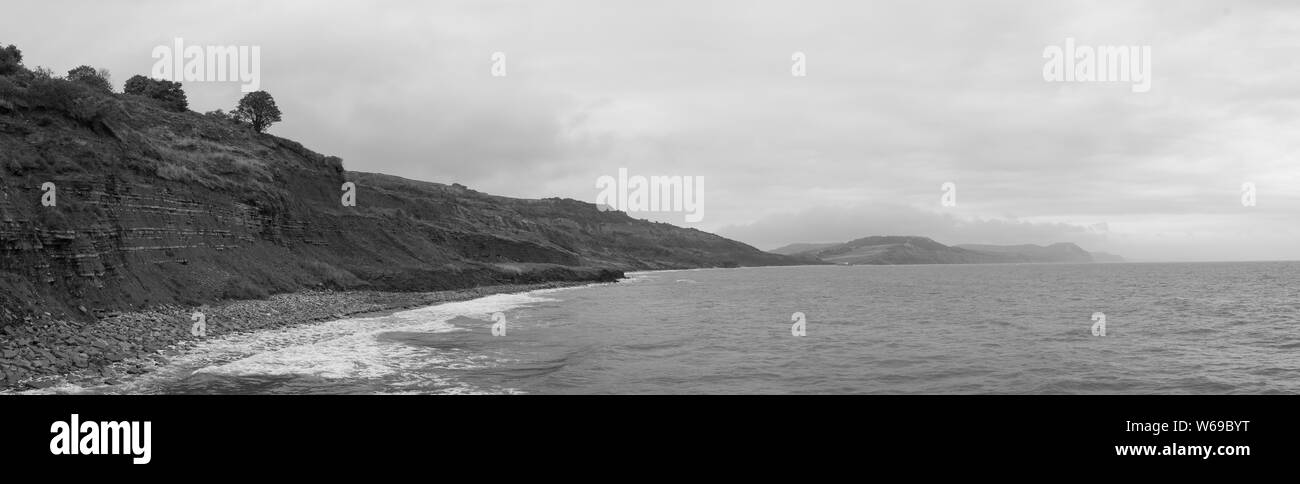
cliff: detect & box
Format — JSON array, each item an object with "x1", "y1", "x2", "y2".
[
  {"x1": 0, "y1": 74, "x2": 798, "y2": 326},
  {"x1": 768, "y1": 242, "x2": 840, "y2": 255},
  {"x1": 954, "y1": 243, "x2": 1094, "y2": 263},
  {"x1": 779, "y1": 236, "x2": 1110, "y2": 265},
  {"x1": 798, "y1": 236, "x2": 996, "y2": 265}
]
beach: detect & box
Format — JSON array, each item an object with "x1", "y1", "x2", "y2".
[{"x1": 0, "y1": 280, "x2": 602, "y2": 391}]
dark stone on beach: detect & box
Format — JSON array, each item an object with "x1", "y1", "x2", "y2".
[{"x1": 0, "y1": 282, "x2": 608, "y2": 390}]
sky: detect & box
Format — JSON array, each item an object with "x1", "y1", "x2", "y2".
[{"x1": 4, "y1": 0, "x2": 1299, "y2": 261}]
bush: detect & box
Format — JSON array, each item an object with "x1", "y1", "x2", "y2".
[
  {"x1": 67, "y1": 65, "x2": 112, "y2": 93},
  {"x1": 67, "y1": 95, "x2": 114, "y2": 125},
  {"x1": 203, "y1": 108, "x2": 237, "y2": 123},
  {"x1": 123, "y1": 74, "x2": 188, "y2": 111},
  {"x1": 0, "y1": 44, "x2": 21, "y2": 76},
  {"x1": 27, "y1": 77, "x2": 92, "y2": 113},
  {"x1": 0, "y1": 75, "x2": 22, "y2": 99},
  {"x1": 232, "y1": 90, "x2": 281, "y2": 133}
]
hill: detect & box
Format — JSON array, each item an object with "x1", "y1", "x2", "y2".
[
  {"x1": 954, "y1": 243, "x2": 1093, "y2": 263},
  {"x1": 768, "y1": 242, "x2": 840, "y2": 255},
  {"x1": 0, "y1": 67, "x2": 799, "y2": 325},
  {"x1": 780, "y1": 236, "x2": 1113, "y2": 265}
]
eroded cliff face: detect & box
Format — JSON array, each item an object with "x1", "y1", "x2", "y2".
[{"x1": 0, "y1": 89, "x2": 795, "y2": 325}]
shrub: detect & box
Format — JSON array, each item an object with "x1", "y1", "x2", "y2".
[
  {"x1": 0, "y1": 75, "x2": 22, "y2": 99},
  {"x1": 27, "y1": 77, "x2": 91, "y2": 113},
  {"x1": 67, "y1": 65, "x2": 112, "y2": 93},
  {"x1": 67, "y1": 95, "x2": 114, "y2": 125},
  {"x1": 0, "y1": 44, "x2": 21, "y2": 76},
  {"x1": 123, "y1": 74, "x2": 188, "y2": 111},
  {"x1": 203, "y1": 108, "x2": 237, "y2": 123},
  {"x1": 232, "y1": 90, "x2": 281, "y2": 133}
]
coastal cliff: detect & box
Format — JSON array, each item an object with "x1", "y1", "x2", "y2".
[
  {"x1": 774, "y1": 236, "x2": 1113, "y2": 265},
  {"x1": 0, "y1": 72, "x2": 797, "y2": 327}
]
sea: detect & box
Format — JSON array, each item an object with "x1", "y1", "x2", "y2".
[{"x1": 24, "y1": 262, "x2": 1300, "y2": 394}]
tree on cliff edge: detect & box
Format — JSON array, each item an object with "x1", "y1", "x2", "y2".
[
  {"x1": 0, "y1": 44, "x2": 22, "y2": 76},
  {"x1": 233, "y1": 90, "x2": 282, "y2": 133},
  {"x1": 67, "y1": 65, "x2": 113, "y2": 93},
  {"x1": 123, "y1": 75, "x2": 188, "y2": 111}
]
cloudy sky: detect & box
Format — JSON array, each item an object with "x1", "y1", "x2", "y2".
[{"x1": 5, "y1": 0, "x2": 1299, "y2": 261}]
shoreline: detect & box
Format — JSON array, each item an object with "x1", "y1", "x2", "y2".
[{"x1": 0, "y1": 280, "x2": 608, "y2": 391}]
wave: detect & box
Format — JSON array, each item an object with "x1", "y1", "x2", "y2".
[{"x1": 24, "y1": 291, "x2": 561, "y2": 395}]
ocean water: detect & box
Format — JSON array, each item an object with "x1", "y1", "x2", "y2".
[{"x1": 28, "y1": 262, "x2": 1300, "y2": 394}]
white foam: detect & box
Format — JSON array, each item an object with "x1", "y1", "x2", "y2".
[
  {"x1": 24, "y1": 291, "x2": 564, "y2": 394},
  {"x1": 191, "y1": 292, "x2": 558, "y2": 380}
]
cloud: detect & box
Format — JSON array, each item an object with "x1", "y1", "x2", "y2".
[
  {"x1": 715, "y1": 204, "x2": 1111, "y2": 251},
  {"x1": 4, "y1": 0, "x2": 1299, "y2": 261}
]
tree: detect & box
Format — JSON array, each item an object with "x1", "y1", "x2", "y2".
[
  {"x1": 233, "y1": 91, "x2": 282, "y2": 133},
  {"x1": 123, "y1": 75, "x2": 188, "y2": 111},
  {"x1": 0, "y1": 44, "x2": 22, "y2": 76},
  {"x1": 67, "y1": 65, "x2": 112, "y2": 93}
]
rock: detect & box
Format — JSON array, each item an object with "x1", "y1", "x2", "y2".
[{"x1": 29, "y1": 379, "x2": 58, "y2": 389}]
